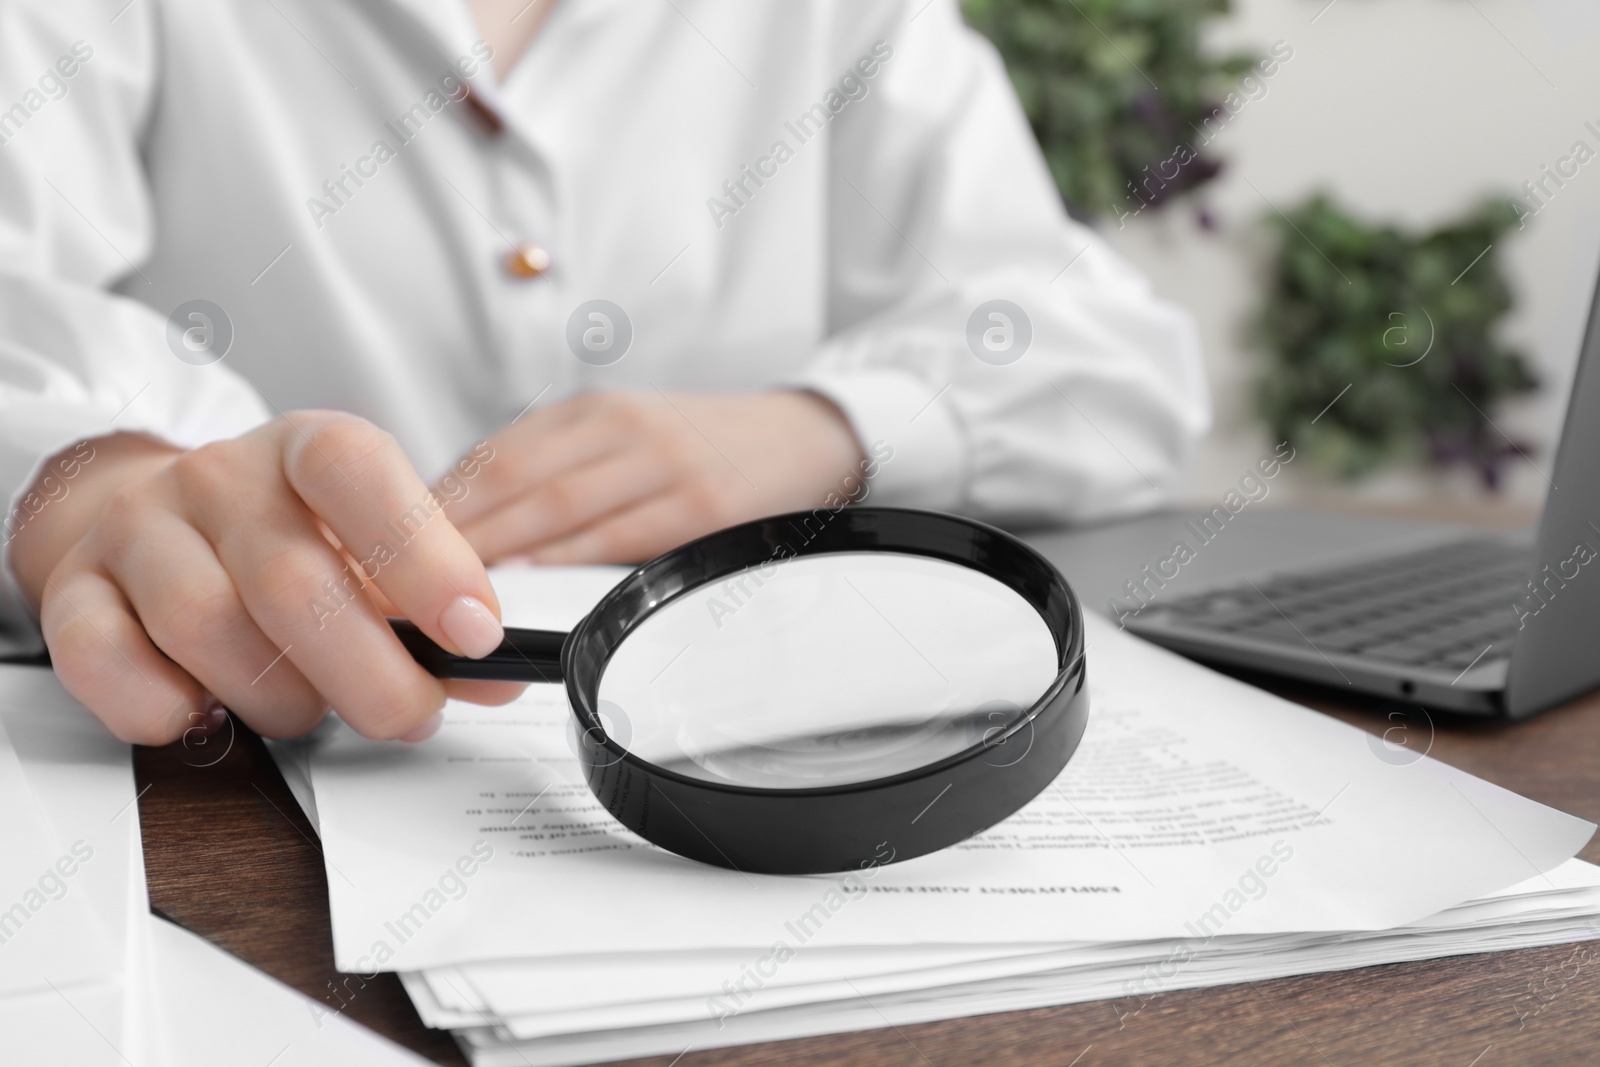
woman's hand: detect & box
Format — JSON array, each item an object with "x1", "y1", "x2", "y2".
[
  {"x1": 11, "y1": 413, "x2": 516, "y2": 746},
  {"x1": 442, "y1": 390, "x2": 867, "y2": 565}
]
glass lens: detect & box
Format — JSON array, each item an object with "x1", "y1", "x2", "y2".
[{"x1": 595, "y1": 552, "x2": 1059, "y2": 789}]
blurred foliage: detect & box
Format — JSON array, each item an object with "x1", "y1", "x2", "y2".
[
  {"x1": 962, "y1": 1, "x2": 1535, "y2": 486},
  {"x1": 1254, "y1": 196, "x2": 1538, "y2": 488},
  {"x1": 962, "y1": 0, "x2": 1254, "y2": 219}
]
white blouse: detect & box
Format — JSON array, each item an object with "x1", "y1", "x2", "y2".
[{"x1": 0, "y1": 0, "x2": 1208, "y2": 651}]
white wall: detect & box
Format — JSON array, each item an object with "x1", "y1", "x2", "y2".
[{"x1": 1100, "y1": 0, "x2": 1600, "y2": 508}]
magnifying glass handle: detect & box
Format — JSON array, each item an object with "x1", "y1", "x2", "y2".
[{"x1": 388, "y1": 619, "x2": 567, "y2": 683}]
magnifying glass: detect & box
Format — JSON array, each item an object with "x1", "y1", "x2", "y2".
[{"x1": 390, "y1": 507, "x2": 1088, "y2": 875}]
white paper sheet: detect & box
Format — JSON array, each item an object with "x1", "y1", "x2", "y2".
[
  {"x1": 143, "y1": 915, "x2": 435, "y2": 1066},
  {"x1": 267, "y1": 732, "x2": 324, "y2": 835},
  {"x1": 424, "y1": 859, "x2": 1600, "y2": 1040},
  {"x1": 0, "y1": 663, "x2": 149, "y2": 1061},
  {"x1": 307, "y1": 567, "x2": 1594, "y2": 975},
  {"x1": 0, "y1": 818, "x2": 149, "y2": 1067},
  {"x1": 0, "y1": 980, "x2": 138, "y2": 1066},
  {"x1": 0, "y1": 717, "x2": 112, "y2": 995},
  {"x1": 440, "y1": 854, "x2": 1600, "y2": 1022},
  {"x1": 0, "y1": 660, "x2": 439, "y2": 1064},
  {"x1": 453, "y1": 885, "x2": 1600, "y2": 1067}
]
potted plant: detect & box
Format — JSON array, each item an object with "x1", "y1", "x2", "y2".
[
  {"x1": 1253, "y1": 196, "x2": 1537, "y2": 488},
  {"x1": 963, "y1": 0, "x2": 1257, "y2": 223}
]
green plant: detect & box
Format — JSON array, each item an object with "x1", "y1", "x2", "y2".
[
  {"x1": 1254, "y1": 196, "x2": 1538, "y2": 488},
  {"x1": 962, "y1": 0, "x2": 1255, "y2": 220}
]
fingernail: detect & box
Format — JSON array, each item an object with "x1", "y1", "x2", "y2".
[
  {"x1": 194, "y1": 694, "x2": 226, "y2": 735},
  {"x1": 438, "y1": 595, "x2": 504, "y2": 659},
  {"x1": 399, "y1": 711, "x2": 443, "y2": 744}
]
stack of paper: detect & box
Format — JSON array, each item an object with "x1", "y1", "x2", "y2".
[
  {"x1": 275, "y1": 567, "x2": 1600, "y2": 1067},
  {"x1": 0, "y1": 665, "x2": 430, "y2": 1066}
]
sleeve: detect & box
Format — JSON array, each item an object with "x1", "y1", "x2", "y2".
[
  {"x1": 791, "y1": 0, "x2": 1210, "y2": 525},
  {"x1": 0, "y1": 1, "x2": 274, "y2": 655}
]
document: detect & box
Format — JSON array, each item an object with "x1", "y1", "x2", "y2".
[
  {"x1": 0, "y1": 660, "x2": 429, "y2": 1064},
  {"x1": 306, "y1": 566, "x2": 1596, "y2": 974},
  {"x1": 410, "y1": 858, "x2": 1600, "y2": 1041},
  {"x1": 0, "y1": 665, "x2": 142, "y2": 980},
  {"x1": 143, "y1": 916, "x2": 433, "y2": 1066},
  {"x1": 445, "y1": 868, "x2": 1600, "y2": 1067},
  {"x1": 0, "y1": 716, "x2": 115, "y2": 995},
  {"x1": 0, "y1": 663, "x2": 150, "y2": 1062}
]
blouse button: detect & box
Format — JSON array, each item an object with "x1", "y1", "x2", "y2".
[{"x1": 503, "y1": 244, "x2": 552, "y2": 279}]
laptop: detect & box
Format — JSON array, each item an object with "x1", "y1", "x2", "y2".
[{"x1": 1027, "y1": 259, "x2": 1600, "y2": 720}]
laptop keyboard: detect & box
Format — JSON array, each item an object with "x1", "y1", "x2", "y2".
[{"x1": 1141, "y1": 537, "x2": 1530, "y2": 672}]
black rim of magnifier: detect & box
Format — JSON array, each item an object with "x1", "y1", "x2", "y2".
[
  {"x1": 392, "y1": 506, "x2": 1088, "y2": 874},
  {"x1": 563, "y1": 506, "x2": 1088, "y2": 875}
]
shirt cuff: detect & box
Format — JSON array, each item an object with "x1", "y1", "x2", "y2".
[{"x1": 790, "y1": 367, "x2": 968, "y2": 512}]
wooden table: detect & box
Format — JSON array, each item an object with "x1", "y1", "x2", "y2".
[{"x1": 133, "y1": 511, "x2": 1600, "y2": 1066}]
